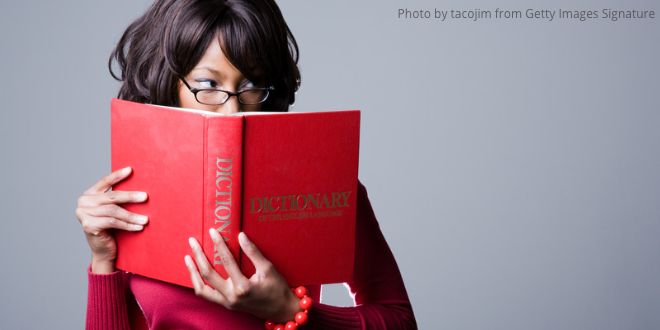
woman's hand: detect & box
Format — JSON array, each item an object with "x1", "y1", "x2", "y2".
[
  {"x1": 185, "y1": 229, "x2": 300, "y2": 323},
  {"x1": 75, "y1": 166, "x2": 149, "y2": 273}
]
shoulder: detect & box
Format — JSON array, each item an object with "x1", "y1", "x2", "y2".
[{"x1": 357, "y1": 179, "x2": 369, "y2": 197}]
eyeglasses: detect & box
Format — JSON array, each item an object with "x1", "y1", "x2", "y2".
[{"x1": 179, "y1": 77, "x2": 275, "y2": 105}]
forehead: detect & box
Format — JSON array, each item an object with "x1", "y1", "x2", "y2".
[{"x1": 191, "y1": 38, "x2": 243, "y2": 81}]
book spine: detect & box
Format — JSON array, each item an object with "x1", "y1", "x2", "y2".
[{"x1": 203, "y1": 116, "x2": 244, "y2": 279}]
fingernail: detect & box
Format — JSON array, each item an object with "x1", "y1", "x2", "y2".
[
  {"x1": 131, "y1": 224, "x2": 143, "y2": 231},
  {"x1": 238, "y1": 232, "x2": 247, "y2": 245},
  {"x1": 209, "y1": 228, "x2": 220, "y2": 242},
  {"x1": 184, "y1": 255, "x2": 192, "y2": 267},
  {"x1": 135, "y1": 215, "x2": 148, "y2": 224},
  {"x1": 188, "y1": 237, "x2": 197, "y2": 249},
  {"x1": 122, "y1": 166, "x2": 132, "y2": 175},
  {"x1": 136, "y1": 192, "x2": 148, "y2": 201}
]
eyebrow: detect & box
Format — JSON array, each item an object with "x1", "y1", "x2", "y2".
[
  {"x1": 191, "y1": 66, "x2": 253, "y2": 84},
  {"x1": 192, "y1": 66, "x2": 224, "y2": 78}
]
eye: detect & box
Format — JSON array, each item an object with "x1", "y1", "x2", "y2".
[
  {"x1": 195, "y1": 79, "x2": 217, "y2": 89},
  {"x1": 240, "y1": 80, "x2": 256, "y2": 90}
]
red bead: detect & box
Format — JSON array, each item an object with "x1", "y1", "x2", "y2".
[
  {"x1": 294, "y1": 311, "x2": 308, "y2": 325},
  {"x1": 285, "y1": 321, "x2": 298, "y2": 330},
  {"x1": 274, "y1": 325, "x2": 285, "y2": 330},
  {"x1": 264, "y1": 321, "x2": 276, "y2": 330},
  {"x1": 299, "y1": 296, "x2": 313, "y2": 310},
  {"x1": 294, "y1": 286, "x2": 308, "y2": 298}
]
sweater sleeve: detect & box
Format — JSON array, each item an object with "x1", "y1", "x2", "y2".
[
  {"x1": 305, "y1": 181, "x2": 418, "y2": 330},
  {"x1": 86, "y1": 265, "x2": 132, "y2": 330}
]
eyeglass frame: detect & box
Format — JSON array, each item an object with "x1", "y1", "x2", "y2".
[{"x1": 178, "y1": 76, "x2": 275, "y2": 105}]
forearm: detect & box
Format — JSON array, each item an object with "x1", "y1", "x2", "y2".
[
  {"x1": 305, "y1": 301, "x2": 415, "y2": 330},
  {"x1": 305, "y1": 180, "x2": 417, "y2": 330},
  {"x1": 86, "y1": 264, "x2": 131, "y2": 330}
]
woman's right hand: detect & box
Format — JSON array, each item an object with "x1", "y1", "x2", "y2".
[{"x1": 75, "y1": 166, "x2": 149, "y2": 274}]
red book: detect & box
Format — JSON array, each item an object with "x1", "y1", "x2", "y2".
[{"x1": 111, "y1": 98, "x2": 360, "y2": 288}]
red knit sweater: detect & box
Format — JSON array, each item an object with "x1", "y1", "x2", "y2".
[{"x1": 86, "y1": 182, "x2": 417, "y2": 329}]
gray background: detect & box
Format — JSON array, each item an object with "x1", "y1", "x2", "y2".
[{"x1": 1, "y1": 0, "x2": 658, "y2": 329}]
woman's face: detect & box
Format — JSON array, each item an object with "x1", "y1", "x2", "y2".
[{"x1": 178, "y1": 38, "x2": 261, "y2": 114}]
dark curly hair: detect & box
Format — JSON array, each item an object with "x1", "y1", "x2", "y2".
[{"x1": 109, "y1": 0, "x2": 300, "y2": 112}]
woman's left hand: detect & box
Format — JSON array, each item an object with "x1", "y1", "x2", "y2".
[{"x1": 184, "y1": 229, "x2": 300, "y2": 323}]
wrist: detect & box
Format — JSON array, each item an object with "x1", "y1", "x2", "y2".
[
  {"x1": 265, "y1": 286, "x2": 312, "y2": 330},
  {"x1": 91, "y1": 257, "x2": 116, "y2": 274},
  {"x1": 274, "y1": 291, "x2": 300, "y2": 323}
]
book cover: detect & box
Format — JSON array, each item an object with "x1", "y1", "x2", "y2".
[{"x1": 111, "y1": 98, "x2": 360, "y2": 288}]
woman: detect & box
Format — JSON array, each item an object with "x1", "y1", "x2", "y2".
[{"x1": 76, "y1": 0, "x2": 417, "y2": 329}]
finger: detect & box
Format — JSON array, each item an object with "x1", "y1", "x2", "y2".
[
  {"x1": 99, "y1": 190, "x2": 148, "y2": 205},
  {"x1": 82, "y1": 216, "x2": 143, "y2": 236},
  {"x1": 85, "y1": 204, "x2": 148, "y2": 225},
  {"x1": 187, "y1": 237, "x2": 230, "y2": 291},
  {"x1": 238, "y1": 232, "x2": 272, "y2": 273},
  {"x1": 184, "y1": 255, "x2": 228, "y2": 305},
  {"x1": 78, "y1": 190, "x2": 147, "y2": 208},
  {"x1": 209, "y1": 228, "x2": 249, "y2": 287},
  {"x1": 84, "y1": 166, "x2": 132, "y2": 195}
]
